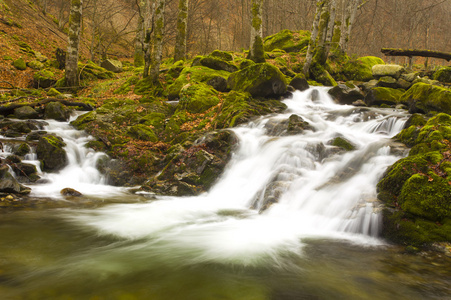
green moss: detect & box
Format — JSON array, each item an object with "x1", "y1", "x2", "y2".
[
  {"x1": 27, "y1": 60, "x2": 44, "y2": 70},
  {"x1": 263, "y1": 29, "x2": 310, "y2": 53},
  {"x1": 47, "y1": 88, "x2": 62, "y2": 97},
  {"x1": 12, "y1": 58, "x2": 27, "y2": 70},
  {"x1": 368, "y1": 87, "x2": 405, "y2": 106},
  {"x1": 127, "y1": 124, "x2": 158, "y2": 142},
  {"x1": 331, "y1": 137, "x2": 355, "y2": 151},
  {"x1": 400, "y1": 83, "x2": 451, "y2": 115},
  {"x1": 178, "y1": 83, "x2": 220, "y2": 114},
  {"x1": 114, "y1": 75, "x2": 139, "y2": 94},
  {"x1": 433, "y1": 66, "x2": 451, "y2": 83},
  {"x1": 210, "y1": 50, "x2": 233, "y2": 62}
]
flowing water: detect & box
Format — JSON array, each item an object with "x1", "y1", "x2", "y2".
[{"x1": 1, "y1": 89, "x2": 450, "y2": 299}]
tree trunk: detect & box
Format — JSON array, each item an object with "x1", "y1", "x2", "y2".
[
  {"x1": 324, "y1": 0, "x2": 336, "y2": 55},
  {"x1": 381, "y1": 48, "x2": 451, "y2": 61},
  {"x1": 134, "y1": 0, "x2": 146, "y2": 67},
  {"x1": 149, "y1": 0, "x2": 165, "y2": 83},
  {"x1": 303, "y1": 0, "x2": 324, "y2": 76},
  {"x1": 248, "y1": 0, "x2": 265, "y2": 63},
  {"x1": 143, "y1": 0, "x2": 153, "y2": 78},
  {"x1": 338, "y1": 0, "x2": 358, "y2": 53},
  {"x1": 65, "y1": 0, "x2": 83, "y2": 87},
  {"x1": 174, "y1": 0, "x2": 189, "y2": 62}
]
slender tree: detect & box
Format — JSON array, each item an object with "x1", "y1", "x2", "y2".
[
  {"x1": 149, "y1": 0, "x2": 166, "y2": 82},
  {"x1": 303, "y1": 0, "x2": 325, "y2": 75},
  {"x1": 174, "y1": 0, "x2": 189, "y2": 62},
  {"x1": 248, "y1": 0, "x2": 265, "y2": 63},
  {"x1": 65, "y1": 0, "x2": 83, "y2": 87},
  {"x1": 339, "y1": 0, "x2": 359, "y2": 53}
]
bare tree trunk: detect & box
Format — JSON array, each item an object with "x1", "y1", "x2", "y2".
[
  {"x1": 143, "y1": 0, "x2": 153, "y2": 78},
  {"x1": 149, "y1": 0, "x2": 165, "y2": 83},
  {"x1": 65, "y1": 0, "x2": 83, "y2": 87},
  {"x1": 303, "y1": 0, "x2": 323, "y2": 76},
  {"x1": 324, "y1": 0, "x2": 336, "y2": 55},
  {"x1": 339, "y1": 0, "x2": 358, "y2": 53},
  {"x1": 248, "y1": 0, "x2": 265, "y2": 63},
  {"x1": 134, "y1": 0, "x2": 146, "y2": 67},
  {"x1": 174, "y1": 0, "x2": 189, "y2": 62},
  {"x1": 89, "y1": 0, "x2": 98, "y2": 61}
]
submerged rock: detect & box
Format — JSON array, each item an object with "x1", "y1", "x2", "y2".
[{"x1": 61, "y1": 188, "x2": 83, "y2": 197}]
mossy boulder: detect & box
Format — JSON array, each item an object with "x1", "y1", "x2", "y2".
[
  {"x1": 341, "y1": 56, "x2": 385, "y2": 82},
  {"x1": 79, "y1": 61, "x2": 115, "y2": 80},
  {"x1": 209, "y1": 50, "x2": 233, "y2": 62},
  {"x1": 33, "y1": 69, "x2": 56, "y2": 88},
  {"x1": 14, "y1": 106, "x2": 39, "y2": 119},
  {"x1": 328, "y1": 83, "x2": 364, "y2": 105},
  {"x1": 199, "y1": 56, "x2": 238, "y2": 73},
  {"x1": 0, "y1": 165, "x2": 31, "y2": 194},
  {"x1": 44, "y1": 101, "x2": 69, "y2": 121},
  {"x1": 127, "y1": 124, "x2": 158, "y2": 142},
  {"x1": 263, "y1": 29, "x2": 310, "y2": 53},
  {"x1": 227, "y1": 63, "x2": 287, "y2": 98},
  {"x1": 27, "y1": 60, "x2": 44, "y2": 70},
  {"x1": 12, "y1": 58, "x2": 27, "y2": 70},
  {"x1": 167, "y1": 66, "x2": 229, "y2": 99},
  {"x1": 372, "y1": 64, "x2": 405, "y2": 79},
  {"x1": 14, "y1": 143, "x2": 31, "y2": 156},
  {"x1": 289, "y1": 74, "x2": 309, "y2": 91},
  {"x1": 376, "y1": 76, "x2": 398, "y2": 89},
  {"x1": 206, "y1": 76, "x2": 228, "y2": 92},
  {"x1": 47, "y1": 88, "x2": 62, "y2": 97},
  {"x1": 433, "y1": 66, "x2": 451, "y2": 84},
  {"x1": 330, "y1": 136, "x2": 356, "y2": 151},
  {"x1": 36, "y1": 135, "x2": 68, "y2": 172},
  {"x1": 178, "y1": 83, "x2": 220, "y2": 114},
  {"x1": 401, "y1": 83, "x2": 451, "y2": 114},
  {"x1": 364, "y1": 87, "x2": 405, "y2": 106},
  {"x1": 101, "y1": 59, "x2": 123, "y2": 73}
]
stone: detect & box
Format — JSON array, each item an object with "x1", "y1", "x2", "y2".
[
  {"x1": 33, "y1": 69, "x2": 56, "y2": 88},
  {"x1": 36, "y1": 134, "x2": 68, "y2": 172},
  {"x1": 263, "y1": 29, "x2": 310, "y2": 53},
  {"x1": 364, "y1": 87, "x2": 405, "y2": 107},
  {"x1": 14, "y1": 106, "x2": 39, "y2": 119},
  {"x1": 13, "y1": 143, "x2": 31, "y2": 156},
  {"x1": 101, "y1": 59, "x2": 123, "y2": 73},
  {"x1": 328, "y1": 83, "x2": 364, "y2": 105},
  {"x1": 401, "y1": 83, "x2": 451, "y2": 115},
  {"x1": 206, "y1": 76, "x2": 228, "y2": 92},
  {"x1": 44, "y1": 101, "x2": 69, "y2": 121},
  {"x1": 27, "y1": 60, "x2": 44, "y2": 70},
  {"x1": 61, "y1": 188, "x2": 83, "y2": 197},
  {"x1": 289, "y1": 74, "x2": 309, "y2": 91},
  {"x1": 199, "y1": 56, "x2": 238, "y2": 73},
  {"x1": 227, "y1": 63, "x2": 287, "y2": 98},
  {"x1": 376, "y1": 76, "x2": 398, "y2": 89},
  {"x1": 433, "y1": 66, "x2": 451, "y2": 84},
  {"x1": 0, "y1": 165, "x2": 31, "y2": 194},
  {"x1": 12, "y1": 58, "x2": 26, "y2": 70},
  {"x1": 372, "y1": 64, "x2": 406, "y2": 79}
]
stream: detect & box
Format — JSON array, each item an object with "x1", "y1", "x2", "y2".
[{"x1": 0, "y1": 88, "x2": 450, "y2": 299}]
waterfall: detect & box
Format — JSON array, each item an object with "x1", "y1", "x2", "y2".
[{"x1": 64, "y1": 87, "x2": 409, "y2": 265}]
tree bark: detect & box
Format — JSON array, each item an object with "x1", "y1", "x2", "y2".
[
  {"x1": 149, "y1": 0, "x2": 166, "y2": 83},
  {"x1": 381, "y1": 48, "x2": 451, "y2": 61},
  {"x1": 174, "y1": 0, "x2": 189, "y2": 62},
  {"x1": 303, "y1": 0, "x2": 324, "y2": 76},
  {"x1": 338, "y1": 0, "x2": 358, "y2": 53},
  {"x1": 248, "y1": 0, "x2": 265, "y2": 63},
  {"x1": 143, "y1": 0, "x2": 154, "y2": 78},
  {"x1": 65, "y1": 0, "x2": 83, "y2": 87}
]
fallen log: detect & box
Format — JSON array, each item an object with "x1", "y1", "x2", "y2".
[
  {"x1": 0, "y1": 98, "x2": 94, "y2": 116},
  {"x1": 381, "y1": 48, "x2": 451, "y2": 61}
]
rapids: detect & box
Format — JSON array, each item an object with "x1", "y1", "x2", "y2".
[{"x1": 1, "y1": 88, "x2": 450, "y2": 299}]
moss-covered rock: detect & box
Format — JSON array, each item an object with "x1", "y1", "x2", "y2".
[
  {"x1": 33, "y1": 69, "x2": 56, "y2": 88},
  {"x1": 14, "y1": 142, "x2": 31, "y2": 156},
  {"x1": 0, "y1": 165, "x2": 31, "y2": 194},
  {"x1": 433, "y1": 66, "x2": 451, "y2": 84},
  {"x1": 209, "y1": 50, "x2": 233, "y2": 62},
  {"x1": 376, "y1": 76, "x2": 398, "y2": 89},
  {"x1": 79, "y1": 61, "x2": 115, "y2": 81},
  {"x1": 14, "y1": 106, "x2": 39, "y2": 119},
  {"x1": 330, "y1": 136, "x2": 356, "y2": 151},
  {"x1": 167, "y1": 66, "x2": 229, "y2": 99},
  {"x1": 127, "y1": 124, "x2": 158, "y2": 142},
  {"x1": 177, "y1": 83, "x2": 220, "y2": 114},
  {"x1": 263, "y1": 29, "x2": 310, "y2": 53},
  {"x1": 101, "y1": 59, "x2": 123, "y2": 73},
  {"x1": 27, "y1": 60, "x2": 44, "y2": 70},
  {"x1": 47, "y1": 88, "x2": 62, "y2": 97},
  {"x1": 199, "y1": 56, "x2": 238, "y2": 73},
  {"x1": 12, "y1": 58, "x2": 27, "y2": 70},
  {"x1": 44, "y1": 101, "x2": 69, "y2": 121},
  {"x1": 341, "y1": 56, "x2": 385, "y2": 82},
  {"x1": 328, "y1": 83, "x2": 364, "y2": 105},
  {"x1": 36, "y1": 134, "x2": 68, "y2": 172},
  {"x1": 372, "y1": 64, "x2": 405, "y2": 79},
  {"x1": 227, "y1": 63, "x2": 287, "y2": 98},
  {"x1": 289, "y1": 73, "x2": 309, "y2": 91},
  {"x1": 364, "y1": 87, "x2": 405, "y2": 106},
  {"x1": 401, "y1": 83, "x2": 451, "y2": 115}
]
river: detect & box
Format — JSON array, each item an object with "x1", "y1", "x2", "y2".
[{"x1": 0, "y1": 88, "x2": 450, "y2": 299}]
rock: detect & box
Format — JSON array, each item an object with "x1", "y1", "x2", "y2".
[
  {"x1": 329, "y1": 136, "x2": 356, "y2": 151},
  {"x1": 199, "y1": 56, "x2": 238, "y2": 73},
  {"x1": 14, "y1": 106, "x2": 39, "y2": 119},
  {"x1": 61, "y1": 188, "x2": 83, "y2": 197},
  {"x1": 361, "y1": 79, "x2": 378, "y2": 92},
  {"x1": 127, "y1": 124, "x2": 158, "y2": 142},
  {"x1": 376, "y1": 76, "x2": 398, "y2": 89},
  {"x1": 227, "y1": 63, "x2": 287, "y2": 98},
  {"x1": 79, "y1": 61, "x2": 115, "y2": 80},
  {"x1": 433, "y1": 66, "x2": 451, "y2": 84},
  {"x1": 27, "y1": 60, "x2": 44, "y2": 70},
  {"x1": 206, "y1": 76, "x2": 228, "y2": 92},
  {"x1": 13, "y1": 143, "x2": 31, "y2": 156},
  {"x1": 178, "y1": 83, "x2": 220, "y2": 113},
  {"x1": 101, "y1": 59, "x2": 123, "y2": 73},
  {"x1": 341, "y1": 56, "x2": 385, "y2": 82},
  {"x1": 364, "y1": 87, "x2": 405, "y2": 107},
  {"x1": 289, "y1": 74, "x2": 309, "y2": 91},
  {"x1": 33, "y1": 69, "x2": 56, "y2": 88},
  {"x1": 401, "y1": 83, "x2": 451, "y2": 115},
  {"x1": 401, "y1": 72, "x2": 420, "y2": 82},
  {"x1": 0, "y1": 165, "x2": 31, "y2": 194},
  {"x1": 12, "y1": 58, "x2": 27, "y2": 70},
  {"x1": 36, "y1": 134, "x2": 68, "y2": 172},
  {"x1": 44, "y1": 101, "x2": 69, "y2": 121},
  {"x1": 328, "y1": 83, "x2": 364, "y2": 105},
  {"x1": 209, "y1": 50, "x2": 233, "y2": 61},
  {"x1": 372, "y1": 64, "x2": 405, "y2": 79},
  {"x1": 47, "y1": 88, "x2": 62, "y2": 97},
  {"x1": 263, "y1": 29, "x2": 310, "y2": 53},
  {"x1": 396, "y1": 78, "x2": 411, "y2": 90},
  {"x1": 352, "y1": 100, "x2": 366, "y2": 106}
]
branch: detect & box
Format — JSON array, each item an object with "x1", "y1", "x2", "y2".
[{"x1": 381, "y1": 48, "x2": 451, "y2": 61}]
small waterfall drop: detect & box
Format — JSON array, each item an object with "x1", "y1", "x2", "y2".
[{"x1": 67, "y1": 88, "x2": 410, "y2": 265}]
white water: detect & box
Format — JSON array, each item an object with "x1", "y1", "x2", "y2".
[{"x1": 43, "y1": 88, "x2": 408, "y2": 266}]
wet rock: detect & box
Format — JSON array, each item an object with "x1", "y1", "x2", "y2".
[
  {"x1": 252, "y1": 181, "x2": 290, "y2": 212},
  {"x1": 376, "y1": 76, "x2": 398, "y2": 89},
  {"x1": 289, "y1": 74, "x2": 309, "y2": 91},
  {"x1": 364, "y1": 87, "x2": 405, "y2": 107},
  {"x1": 44, "y1": 102, "x2": 69, "y2": 121},
  {"x1": 309, "y1": 89, "x2": 320, "y2": 102},
  {"x1": 13, "y1": 143, "x2": 31, "y2": 156},
  {"x1": 401, "y1": 83, "x2": 451, "y2": 115},
  {"x1": 352, "y1": 100, "x2": 366, "y2": 107},
  {"x1": 61, "y1": 188, "x2": 83, "y2": 197},
  {"x1": 264, "y1": 114, "x2": 312, "y2": 136},
  {"x1": 0, "y1": 165, "x2": 31, "y2": 194},
  {"x1": 328, "y1": 83, "x2": 364, "y2": 105},
  {"x1": 14, "y1": 106, "x2": 39, "y2": 119},
  {"x1": 11, "y1": 162, "x2": 40, "y2": 183},
  {"x1": 36, "y1": 134, "x2": 68, "y2": 172},
  {"x1": 433, "y1": 66, "x2": 451, "y2": 84},
  {"x1": 329, "y1": 136, "x2": 356, "y2": 151}
]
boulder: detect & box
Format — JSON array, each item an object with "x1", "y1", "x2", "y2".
[
  {"x1": 44, "y1": 101, "x2": 69, "y2": 121},
  {"x1": 376, "y1": 76, "x2": 398, "y2": 89},
  {"x1": 127, "y1": 124, "x2": 158, "y2": 142},
  {"x1": 101, "y1": 59, "x2": 123, "y2": 73},
  {"x1": 27, "y1": 60, "x2": 44, "y2": 70},
  {"x1": 206, "y1": 76, "x2": 228, "y2": 92},
  {"x1": 14, "y1": 106, "x2": 39, "y2": 119},
  {"x1": 199, "y1": 56, "x2": 238, "y2": 73},
  {"x1": 36, "y1": 135, "x2": 68, "y2": 172},
  {"x1": 209, "y1": 50, "x2": 233, "y2": 61},
  {"x1": 401, "y1": 83, "x2": 451, "y2": 115},
  {"x1": 12, "y1": 58, "x2": 26, "y2": 70},
  {"x1": 289, "y1": 74, "x2": 309, "y2": 91},
  {"x1": 0, "y1": 165, "x2": 31, "y2": 194},
  {"x1": 178, "y1": 83, "x2": 220, "y2": 114},
  {"x1": 263, "y1": 29, "x2": 310, "y2": 53},
  {"x1": 227, "y1": 63, "x2": 287, "y2": 98},
  {"x1": 328, "y1": 83, "x2": 364, "y2": 105},
  {"x1": 433, "y1": 66, "x2": 451, "y2": 84},
  {"x1": 61, "y1": 188, "x2": 83, "y2": 197},
  {"x1": 33, "y1": 69, "x2": 56, "y2": 88},
  {"x1": 341, "y1": 56, "x2": 385, "y2": 82},
  {"x1": 372, "y1": 64, "x2": 405, "y2": 79},
  {"x1": 364, "y1": 87, "x2": 405, "y2": 107},
  {"x1": 13, "y1": 143, "x2": 31, "y2": 156}
]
